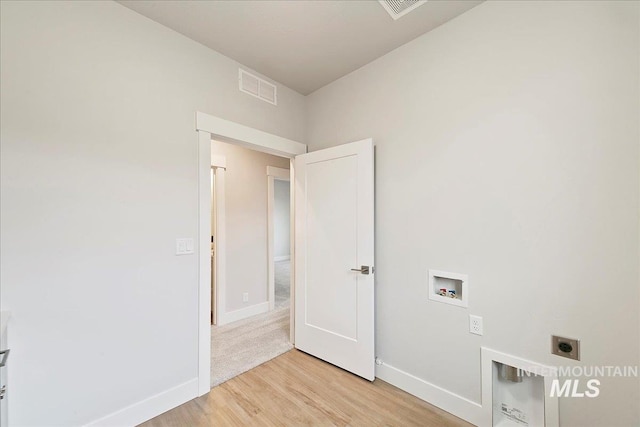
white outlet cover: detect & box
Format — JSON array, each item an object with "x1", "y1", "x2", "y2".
[{"x1": 470, "y1": 315, "x2": 483, "y2": 335}]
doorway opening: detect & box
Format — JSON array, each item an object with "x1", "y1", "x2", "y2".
[
  {"x1": 196, "y1": 112, "x2": 375, "y2": 398},
  {"x1": 195, "y1": 111, "x2": 306, "y2": 396},
  {"x1": 209, "y1": 140, "x2": 293, "y2": 387}
]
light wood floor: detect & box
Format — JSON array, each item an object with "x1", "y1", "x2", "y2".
[{"x1": 140, "y1": 349, "x2": 472, "y2": 427}]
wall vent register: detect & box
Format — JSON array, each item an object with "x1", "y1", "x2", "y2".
[
  {"x1": 378, "y1": 0, "x2": 427, "y2": 20},
  {"x1": 239, "y1": 69, "x2": 277, "y2": 105}
]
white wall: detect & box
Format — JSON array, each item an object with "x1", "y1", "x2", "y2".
[
  {"x1": 0, "y1": 1, "x2": 304, "y2": 425},
  {"x1": 306, "y1": 1, "x2": 639, "y2": 426},
  {"x1": 2, "y1": 1, "x2": 639, "y2": 426},
  {"x1": 211, "y1": 141, "x2": 289, "y2": 312},
  {"x1": 274, "y1": 180, "x2": 291, "y2": 259}
]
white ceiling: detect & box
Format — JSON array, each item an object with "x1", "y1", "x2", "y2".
[{"x1": 117, "y1": 0, "x2": 481, "y2": 95}]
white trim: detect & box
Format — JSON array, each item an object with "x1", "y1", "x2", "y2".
[
  {"x1": 219, "y1": 301, "x2": 270, "y2": 325},
  {"x1": 197, "y1": 131, "x2": 211, "y2": 396},
  {"x1": 209, "y1": 154, "x2": 227, "y2": 328},
  {"x1": 288, "y1": 160, "x2": 295, "y2": 344},
  {"x1": 212, "y1": 167, "x2": 226, "y2": 327},
  {"x1": 84, "y1": 378, "x2": 198, "y2": 427},
  {"x1": 267, "y1": 165, "x2": 289, "y2": 179},
  {"x1": 481, "y1": 347, "x2": 559, "y2": 427},
  {"x1": 267, "y1": 175, "x2": 275, "y2": 312},
  {"x1": 211, "y1": 167, "x2": 218, "y2": 325},
  {"x1": 274, "y1": 255, "x2": 290, "y2": 262},
  {"x1": 196, "y1": 112, "x2": 306, "y2": 158},
  {"x1": 267, "y1": 166, "x2": 291, "y2": 311},
  {"x1": 375, "y1": 362, "x2": 483, "y2": 426}
]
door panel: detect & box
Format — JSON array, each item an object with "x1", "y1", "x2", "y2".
[
  {"x1": 294, "y1": 138, "x2": 374, "y2": 381},
  {"x1": 305, "y1": 155, "x2": 358, "y2": 340}
]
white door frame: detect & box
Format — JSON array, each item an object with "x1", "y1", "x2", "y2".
[
  {"x1": 210, "y1": 155, "x2": 227, "y2": 327},
  {"x1": 267, "y1": 166, "x2": 291, "y2": 311},
  {"x1": 195, "y1": 112, "x2": 306, "y2": 395}
]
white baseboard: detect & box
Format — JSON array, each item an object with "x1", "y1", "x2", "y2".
[
  {"x1": 218, "y1": 301, "x2": 269, "y2": 325},
  {"x1": 375, "y1": 361, "x2": 482, "y2": 426},
  {"x1": 85, "y1": 378, "x2": 198, "y2": 427},
  {"x1": 274, "y1": 255, "x2": 290, "y2": 262}
]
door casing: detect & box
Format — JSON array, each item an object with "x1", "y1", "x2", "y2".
[
  {"x1": 267, "y1": 166, "x2": 291, "y2": 312},
  {"x1": 210, "y1": 155, "x2": 226, "y2": 326},
  {"x1": 195, "y1": 112, "x2": 306, "y2": 395}
]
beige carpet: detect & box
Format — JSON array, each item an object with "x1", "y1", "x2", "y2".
[
  {"x1": 210, "y1": 260, "x2": 292, "y2": 387},
  {"x1": 274, "y1": 259, "x2": 290, "y2": 310}
]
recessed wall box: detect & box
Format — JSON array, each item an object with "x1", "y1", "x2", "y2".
[
  {"x1": 481, "y1": 348, "x2": 560, "y2": 427},
  {"x1": 428, "y1": 269, "x2": 468, "y2": 308}
]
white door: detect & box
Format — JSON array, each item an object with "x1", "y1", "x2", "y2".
[{"x1": 294, "y1": 138, "x2": 375, "y2": 381}]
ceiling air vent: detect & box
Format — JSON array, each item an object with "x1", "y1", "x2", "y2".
[
  {"x1": 378, "y1": 0, "x2": 427, "y2": 20},
  {"x1": 239, "y1": 69, "x2": 277, "y2": 105}
]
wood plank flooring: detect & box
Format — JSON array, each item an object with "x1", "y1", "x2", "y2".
[{"x1": 141, "y1": 350, "x2": 472, "y2": 427}]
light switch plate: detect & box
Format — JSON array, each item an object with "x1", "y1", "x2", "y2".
[{"x1": 176, "y1": 238, "x2": 194, "y2": 255}]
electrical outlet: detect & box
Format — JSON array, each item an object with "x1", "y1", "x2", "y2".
[
  {"x1": 551, "y1": 335, "x2": 580, "y2": 361},
  {"x1": 469, "y1": 315, "x2": 483, "y2": 335},
  {"x1": 242, "y1": 292, "x2": 249, "y2": 303}
]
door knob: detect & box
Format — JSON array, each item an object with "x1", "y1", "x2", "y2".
[{"x1": 350, "y1": 265, "x2": 373, "y2": 275}]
